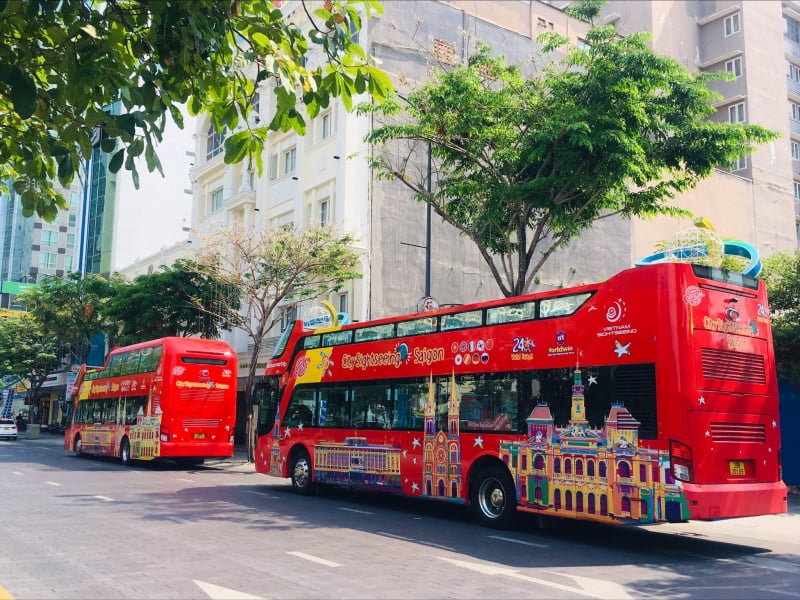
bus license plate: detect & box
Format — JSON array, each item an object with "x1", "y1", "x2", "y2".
[
  {"x1": 729, "y1": 461, "x2": 746, "y2": 476},
  {"x1": 194, "y1": 433, "x2": 205, "y2": 440}
]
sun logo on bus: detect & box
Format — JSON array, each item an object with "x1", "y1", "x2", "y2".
[{"x1": 318, "y1": 351, "x2": 335, "y2": 378}]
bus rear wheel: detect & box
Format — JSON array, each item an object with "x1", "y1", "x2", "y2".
[
  {"x1": 290, "y1": 449, "x2": 314, "y2": 495},
  {"x1": 470, "y1": 466, "x2": 517, "y2": 529},
  {"x1": 120, "y1": 438, "x2": 132, "y2": 466}
]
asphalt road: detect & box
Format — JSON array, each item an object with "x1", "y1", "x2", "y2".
[{"x1": 2, "y1": 433, "x2": 799, "y2": 600}]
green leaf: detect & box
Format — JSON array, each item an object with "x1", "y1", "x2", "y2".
[
  {"x1": 224, "y1": 130, "x2": 251, "y2": 164},
  {"x1": 108, "y1": 149, "x2": 125, "y2": 174},
  {"x1": 8, "y1": 67, "x2": 37, "y2": 119}
]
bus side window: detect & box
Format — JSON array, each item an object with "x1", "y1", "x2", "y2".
[
  {"x1": 284, "y1": 388, "x2": 317, "y2": 427},
  {"x1": 318, "y1": 387, "x2": 349, "y2": 428}
]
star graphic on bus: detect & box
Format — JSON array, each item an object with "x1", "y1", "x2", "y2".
[
  {"x1": 411, "y1": 482, "x2": 419, "y2": 493},
  {"x1": 587, "y1": 375, "x2": 598, "y2": 386},
  {"x1": 402, "y1": 449, "x2": 408, "y2": 457},
  {"x1": 613, "y1": 340, "x2": 631, "y2": 358},
  {"x1": 411, "y1": 437, "x2": 421, "y2": 449},
  {"x1": 297, "y1": 423, "x2": 304, "y2": 431},
  {"x1": 698, "y1": 396, "x2": 706, "y2": 405},
  {"x1": 473, "y1": 436, "x2": 484, "y2": 448},
  {"x1": 284, "y1": 427, "x2": 291, "y2": 437}
]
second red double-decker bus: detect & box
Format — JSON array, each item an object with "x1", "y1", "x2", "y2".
[
  {"x1": 64, "y1": 337, "x2": 237, "y2": 465},
  {"x1": 254, "y1": 262, "x2": 787, "y2": 528}
]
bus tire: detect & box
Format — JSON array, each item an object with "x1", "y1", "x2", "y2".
[
  {"x1": 470, "y1": 466, "x2": 517, "y2": 529},
  {"x1": 74, "y1": 435, "x2": 82, "y2": 457},
  {"x1": 120, "y1": 437, "x2": 132, "y2": 466},
  {"x1": 290, "y1": 449, "x2": 314, "y2": 495}
]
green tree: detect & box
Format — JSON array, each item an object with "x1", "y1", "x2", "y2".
[
  {"x1": 104, "y1": 259, "x2": 240, "y2": 346},
  {"x1": 189, "y1": 223, "x2": 361, "y2": 459},
  {"x1": 760, "y1": 250, "x2": 800, "y2": 386},
  {"x1": 18, "y1": 273, "x2": 117, "y2": 365},
  {"x1": 362, "y1": 2, "x2": 777, "y2": 297},
  {"x1": 0, "y1": 0, "x2": 391, "y2": 220},
  {"x1": 0, "y1": 317, "x2": 61, "y2": 409}
]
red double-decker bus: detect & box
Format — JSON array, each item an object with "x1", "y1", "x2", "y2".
[
  {"x1": 64, "y1": 337, "x2": 237, "y2": 465},
  {"x1": 254, "y1": 263, "x2": 787, "y2": 527}
]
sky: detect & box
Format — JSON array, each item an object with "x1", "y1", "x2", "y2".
[{"x1": 112, "y1": 109, "x2": 197, "y2": 270}]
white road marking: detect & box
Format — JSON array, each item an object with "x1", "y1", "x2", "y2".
[
  {"x1": 194, "y1": 580, "x2": 264, "y2": 600},
  {"x1": 489, "y1": 535, "x2": 548, "y2": 548},
  {"x1": 12, "y1": 471, "x2": 23, "y2": 475},
  {"x1": 376, "y1": 531, "x2": 414, "y2": 541},
  {"x1": 437, "y1": 557, "x2": 632, "y2": 600},
  {"x1": 94, "y1": 495, "x2": 114, "y2": 502},
  {"x1": 176, "y1": 478, "x2": 195, "y2": 483},
  {"x1": 244, "y1": 490, "x2": 279, "y2": 499},
  {"x1": 286, "y1": 551, "x2": 342, "y2": 567},
  {"x1": 45, "y1": 481, "x2": 62, "y2": 486},
  {"x1": 164, "y1": 515, "x2": 193, "y2": 524},
  {"x1": 338, "y1": 507, "x2": 374, "y2": 515}
]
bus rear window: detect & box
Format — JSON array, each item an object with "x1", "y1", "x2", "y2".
[
  {"x1": 692, "y1": 265, "x2": 758, "y2": 290},
  {"x1": 181, "y1": 356, "x2": 229, "y2": 366}
]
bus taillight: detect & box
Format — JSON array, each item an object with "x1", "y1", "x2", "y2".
[
  {"x1": 160, "y1": 426, "x2": 170, "y2": 443},
  {"x1": 670, "y1": 440, "x2": 694, "y2": 483}
]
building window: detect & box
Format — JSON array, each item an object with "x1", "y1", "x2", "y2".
[
  {"x1": 338, "y1": 292, "x2": 348, "y2": 315},
  {"x1": 729, "y1": 156, "x2": 747, "y2": 172},
  {"x1": 788, "y1": 61, "x2": 800, "y2": 82},
  {"x1": 320, "y1": 199, "x2": 329, "y2": 226},
  {"x1": 41, "y1": 230, "x2": 58, "y2": 247},
  {"x1": 794, "y1": 181, "x2": 800, "y2": 200},
  {"x1": 68, "y1": 212, "x2": 77, "y2": 227},
  {"x1": 210, "y1": 187, "x2": 223, "y2": 212},
  {"x1": 792, "y1": 141, "x2": 800, "y2": 160},
  {"x1": 725, "y1": 57, "x2": 742, "y2": 78},
  {"x1": 66, "y1": 233, "x2": 75, "y2": 249},
  {"x1": 728, "y1": 102, "x2": 745, "y2": 123},
  {"x1": 786, "y1": 16, "x2": 800, "y2": 43},
  {"x1": 69, "y1": 191, "x2": 79, "y2": 208},
  {"x1": 39, "y1": 252, "x2": 57, "y2": 269},
  {"x1": 64, "y1": 255, "x2": 73, "y2": 272},
  {"x1": 280, "y1": 305, "x2": 297, "y2": 331},
  {"x1": 322, "y1": 112, "x2": 332, "y2": 139},
  {"x1": 283, "y1": 147, "x2": 297, "y2": 175},
  {"x1": 206, "y1": 125, "x2": 226, "y2": 160},
  {"x1": 724, "y1": 13, "x2": 740, "y2": 37},
  {"x1": 268, "y1": 153, "x2": 278, "y2": 180},
  {"x1": 791, "y1": 101, "x2": 800, "y2": 122}
]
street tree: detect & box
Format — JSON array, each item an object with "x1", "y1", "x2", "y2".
[
  {"x1": 0, "y1": 0, "x2": 391, "y2": 221},
  {"x1": 0, "y1": 317, "x2": 61, "y2": 411},
  {"x1": 760, "y1": 250, "x2": 800, "y2": 386},
  {"x1": 189, "y1": 224, "x2": 361, "y2": 458},
  {"x1": 103, "y1": 259, "x2": 240, "y2": 346},
  {"x1": 18, "y1": 273, "x2": 117, "y2": 365},
  {"x1": 362, "y1": 1, "x2": 778, "y2": 297}
]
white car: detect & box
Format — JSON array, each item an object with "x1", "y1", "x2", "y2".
[{"x1": 0, "y1": 418, "x2": 18, "y2": 440}]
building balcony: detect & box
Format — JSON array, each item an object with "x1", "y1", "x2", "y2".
[
  {"x1": 791, "y1": 120, "x2": 800, "y2": 137},
  {"x1": 789, "y1": 79, "x2": 800, "y2": 99},
  {"x1": 786, "y1": 40, "x2": 800, "y2": 61},
  {"x1": 224, "y1": 187, "x2": 256, "y2": 212}
]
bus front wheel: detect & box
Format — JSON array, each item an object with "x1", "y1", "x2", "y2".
[
  {"x1": 74, "y1": 435, "x2": 82, "y2": 457},
  {"x1": 290, "y1": 449, "x2": 314, "y2": 495},
  {"x1": 470, "y1": 466, "x2": 517, "y2": 529},
  {"x1": 120, "y1": 438, "x2": 132, "y2": 466}
]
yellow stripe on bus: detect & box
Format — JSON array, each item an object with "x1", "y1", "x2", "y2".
[{"x1": 0, "y1": 583, "x2": 15, "y2": 599}]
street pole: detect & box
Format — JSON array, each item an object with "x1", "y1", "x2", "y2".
[{"x1": 425, "y1": 141, "x2": 431, "y2": 298}]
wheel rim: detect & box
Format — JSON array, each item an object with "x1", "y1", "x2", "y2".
[
  {"x1": 75, "y1": 437, "x2": 82, "y2": 455},
  {"x1": 293, "y1": 456, "x2": 309, "y2": 488},
  {"x1": 478, "y1": 477, "x2": 505, "y2": 519},
  {"x1": 121, "y1": 442, "x2": 129, "y2": 462}
]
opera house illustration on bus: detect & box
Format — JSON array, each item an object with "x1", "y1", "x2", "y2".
[{"x1": 499, "y1": 368, "x2": 688, "y2": 524}]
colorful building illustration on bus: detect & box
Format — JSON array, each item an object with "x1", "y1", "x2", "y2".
[
  {"x1": 313, "y1": 437, "x2": 402, "y2": 490},
  {"x1": 499, "y1": 368, "x2": 689, "y2": 524},
  {"x1": 423, "y1": 375, "x2": 462, "y2": 499}
]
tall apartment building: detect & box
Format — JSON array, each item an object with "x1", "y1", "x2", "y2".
[
  {"x1": 0, "y1": 183, "x2": 82, "y2": 306},
  {"x1": 601, "y1": 0, "x2": 799, "y2": 262},
  {"x1": 187, "y1": 0, "x2": 798, "y2": 361}
]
